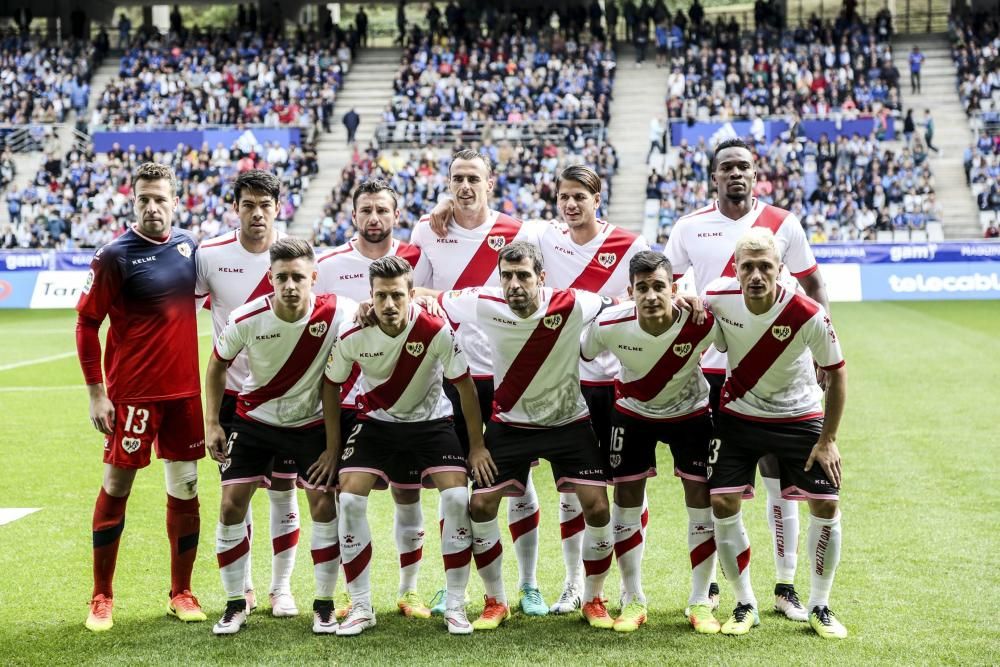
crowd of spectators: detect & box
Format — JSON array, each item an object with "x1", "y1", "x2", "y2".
[
  {"x1": 951, "y1": 14, "x2": 1000, "y2": 120},
  {"x1": 965, "y1": 133, "x2": 1000, "y2": 227},
  {"x1": 2, "y1": 138, "x2": 317, "y2": 249},
  {"x1": 313, "y1": 139, "x2": 617, "y2": 247},
  {"x1": 0, "y1": 33, "x2": 95, "y2": 124},
  {"x1": 651, "y1": 131, "x2": 938, "y2": 245}
]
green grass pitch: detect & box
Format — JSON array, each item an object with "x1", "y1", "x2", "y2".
[{"x1": 0, "y1": 302, "x2": 997, "y2": 666}]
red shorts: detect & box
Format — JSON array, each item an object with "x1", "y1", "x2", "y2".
[{"x1": 103, "y1": 395, "x2": 206, "y2": 469}]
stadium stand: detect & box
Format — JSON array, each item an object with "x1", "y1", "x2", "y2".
[
  {"x1": 0, "y1": 34, "x2": 95, "y2": 124},
  {"x1": 951, "y1": 14, "x2": 1000, "y2": 120}
]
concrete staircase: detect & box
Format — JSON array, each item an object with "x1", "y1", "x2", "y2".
[
  {"x1": 290, "y1": 47, "x2": 401, "y2": 239},
  {"x1": 605, "y1": 45, "x2": 669, "y2": 239},
  {"x1": 893, "y1": 33, "x2": 981, "y2": 239}
]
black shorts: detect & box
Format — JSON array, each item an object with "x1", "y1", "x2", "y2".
[
  {"x1": 443, "y1": 377, "x2": 494, "y2": 455},
  {"x1": 221, "y1": 393, "x2": 298, "y2": 480},
  {"x1": 608, "y1": 409, "x2": 713, "y2": 485},
  {"x1": 339, "y1": 417, "x2": 467, "y2": 490},
  {"x1": 708, "y1": 413, "x2": 839, "y2": 501},
  {"x1": 703, "y1": 371, "x2": 725, "y2": 422},
  {"x1": 476, "y1": 420, "x2": 606, "y2": 496},
  {"x1": 221, "y1": 416, "x2": 328, "y2": 490},
  {"x1": 582, "y1": 384, "x2": 615, "y2": 480}
]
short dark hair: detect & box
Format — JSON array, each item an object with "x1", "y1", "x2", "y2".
[
  {"x1": 628, "y1": 250, "x2": 673, "y2": 283},
  {"x1": 450, "y1": 149, "x2": 493, "y2": 177},
  {"x1": 497, "y1": 241, "x2": 544, "y2": 276},
  {"x1": 134, "y1": 162, "x2": 177, "y2": 194},
  {"x1": 556, "y1": 165, "x2": 602, "y2": 195},
  {"x1": 234, "y1": 169, "x2": 281, "y2": 205},
  {"x1": 711, "y1": 137, "x2": 752, "y2": 171},
  {"x1": 352, "y1": 178, "x2": 399, "y2": 210},
  {"x1": 368, "y1": 255, "x2": 413, "y2": 288},
  {"x1": 269, "y1": 237, "x2": 314, "y2": 264}
]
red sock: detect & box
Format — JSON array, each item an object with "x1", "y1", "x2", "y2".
[
  {"x1": 92, "y1": 488, "x2": 129, "y2": 598},
  {"x1": 166, "y1": 495, "x2": 200, "y2": 597}
]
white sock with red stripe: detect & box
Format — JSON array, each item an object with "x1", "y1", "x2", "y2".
[
  {"x1": 217, "y1": 521, "x2": 250, "y2": 600},
  {"x1": 612, "y1": 504, "x2": 645, "y2": 605},
  {"x1": 559, "y1": 492, "x2": 585, "y2": 586},
  {"x1": 440, "y1": 487, "x2": 473, "y2": 606},
  {"x1": 508, "y1": 474, "x2": 540, "y2": 588},
  {"x1": 762, "y1": 476, "x2": 799, "y2": 584},
  {"x1": 714, "y1": 511, "x2": 756, "y2": 607},
  {"x1": 242, "y1": 505, "x2": 254, "y2": 593},
  {"x1": 471, "y1": 517, "x2": 505, "y2": 605},
  {"x1": 582, "y1": 521, "x2": 613, "y2": 601},
  {"x1": 268, "y1": 488, "x2": 299, "y2": 595},
  {"x1": 311, "y1": 518, "x2": 339, "y2": 599},
  {"x1": 687, "y1": 506, "x2": 717, "y2": 606},
  {"x1": 806, "y1": 513, "x2": 841, "y2": 609},
  {"x1": 393, "y1": 501, "x2": 424, "y2": 596},
  {"x1": 338, "y1": 493, "x2": 373, "y2": 609}
]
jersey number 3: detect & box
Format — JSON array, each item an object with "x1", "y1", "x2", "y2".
[{"x1": 123, "y1": 406, "x2": 150, "y2": 435}]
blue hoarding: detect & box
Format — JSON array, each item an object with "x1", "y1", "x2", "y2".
[
  {"x1": 0, "y1": 270, "x2": 40, "y2": 308},
  {"x1": 859, "y1": 263, "x2": 1000, "y2": 300},
  {"x1": 814, "y1": 242, "x2": 1000, "y2": 264},
  {"x1": 92, "y1": 128, "x2": 302, "y2": 153},
  {"x1": 670, "y1": 118, "x2": 894, "y2": 146}
]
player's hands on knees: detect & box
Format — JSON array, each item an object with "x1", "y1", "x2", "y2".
[
  {"x1": 206, "y1": 425, "x2": 228, "y2": 464},
  {"x1": 805, "y1": 438, "x2": 842, "y2": 488},
  {"x1": 468, "y1": 442, "x2": 498, "y2": 487},
  {"x1": 89, "y1": 395, "x2": 115, "y2": 435},
  {"x1": 429, "y1": 199, "x2": 454, "y2": 237},
  {"x1": 415, "y1": 295, "x2": 445, "y2": 318},
  {"x1": 674, "y1": 294, "x2": 706, "y2": 325},
  {"x1": 307, "y1": 448, "x2": 339, "y2": 491}
]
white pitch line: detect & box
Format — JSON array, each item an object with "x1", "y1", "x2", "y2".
[
  {"x1": 0, "y1": 351, "x2": 76, "y2": 372},
  {"x1": 0, "y1": 508, "x2": 41, "y2": 526}
]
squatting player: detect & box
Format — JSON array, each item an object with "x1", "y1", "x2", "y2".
[
  {"x1": 704, "y1": 228, "x2": 847, "y2": 639},
  {"x1": 76, "y1": 162, "x2": 206, "y2": 632}
]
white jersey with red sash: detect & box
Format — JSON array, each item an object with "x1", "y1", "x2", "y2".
[
  {"x1": 214, "y1": 293, "x2": 357, "y2": 428},
  {"x1": 665, "y1": 199, "x2": 819, "y2": 373},
  {"x1": 410, "y1": 210, "x2": 544, "y2": 378},
  {"x1": 325, "y1": 304, "x2": 469, "y2": 423},
  {"x1": 315, "y1": 237, "x2": 431, "y2": 302},
  {"x1": 704, "y1": 277, "x2": 844, "y2": 422},
  {"x1": 539, "y1": 220, "x2": 649, "y2": 384},
  {"x1": 581, "y1": 302, "x2": 720, "y2": 421},
  {"x1": 440, "y1": 286, "x2": 609, "y2": 427}
]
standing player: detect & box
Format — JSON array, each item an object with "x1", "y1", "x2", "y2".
[
  {"x1": 322, "y1": 256, "x2": 477, "y2": 636},
  {"x1": 411, "y1": 150, "x2": 549, "y2": 617},
  {"x1": 439, "y1": 242, "x2": 617, "y2": 631},
  {"x1": 76, "y1": 162, "x2": 206, "y2": 632},
  {"x1": 195, "y1": 170, "x2": 301, "y2": 618},
  {"x1": 315, "y1": 179, "x2": 434, "y2": 619},
  {"x1": 581, "y1": 251, "x2": 720, "y2": 633},
  {"x1": 205, "y1": 238, "x2": 356, "y2": 635},
  {"x1": 703, "y1": 228, "x2": 847, "y2": 639},
  {"x1": 665, "y1": 137, "x2": 830, "y2": 621}
]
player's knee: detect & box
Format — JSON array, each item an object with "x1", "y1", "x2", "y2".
[
  {"x1": 102, "y1": 464, "x2": 136, "y2": 497},
  {"x1": 338, "y1": 490, "x2": 366, "y2": 518},
  {"x1": 681, "y1": 479, "x2": 710, "y2": 508},
  {"x1": 809, "y1": 498, "x2": 839, "y2": 520},
  {"x1": 163, "y1": 460, "x2": 198, "y2": 500},
  {"x1": 219, "y1": 494, "x2": 249, "y2": 525},
  {"x1": 469, "y1": 493, "x2": 499, "y2": 522},
  {"x1": 306, "y1": 489, "x2": 337, "y2": 522},
  {"x1": 268, "y1": 476, "x2": 296, "y2": 492},
  {"x1": 579, "y1": 490, "x2": 610, "y2": 526},
  {"x1": 440, "y1": 486, "x2": 469, "y2": 514},
  {"x1": 391, "y1": 486, "x2": 421, "y2": 504},
  {"x1": 613, "y1": 481, "x2": 645, "y2": 508},
  {"x1": 710, "y1": 492, "x2": 741, "y2": 518}
]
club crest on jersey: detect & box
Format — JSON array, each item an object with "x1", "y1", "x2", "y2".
[
  {"x1": 673, "y1": 342, "x2": 692, "y2": 357},
  {"x1": 405, "y1": 341, "x2": 425, "y2": 357},
  {"x1": 309, "y1": 321, "x2": 328, "y2": 337},
  {"x1": 597, "y1": 252, "x2": 617, "y2": 268},
  {"x1": 341, "y1": 447, "x2": 354, "y2": 461},
  {"x1": 219, "y1": 458, "x2": 231, "y2": 473},
  {"x1": 176, "y1": 242, "x2": 192, "y2": 258},
  {"x1": 487, "y1": 235, "x2": 506, "y2": 251},
  {"x1": 543, "y1": 314, "x2": 563, "y2": 330},
  {"x1": 771, "y1": 325, "x2": 792, "y2": 341},
  {"x1": 609, "y1": 454, "x2": 621, "y2": 468},
  {"x1": 449, "y1": 290, "x2": 463, "y2": 298},
  {"x1": 121, "y1": 437, "x2": 141, "y2": 454}
]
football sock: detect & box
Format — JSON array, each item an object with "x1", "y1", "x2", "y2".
[
  {"x1": 440, "y1": 487, "x2": 473, "y2": 607},
  {"x1": 338, "y1": 493, "x2": 372, "y2": 609},
  {"x1": 807, "y1": 513, "x2": 842, "y2": 609},
  {"x1": 393, "y1": 500, "x2": 424, "y2": 596},
  {"x1": 92, "y1": 488, "x2": 128, "y2": 598},
  {"x1": 311, "y1": 518, "x2": 340, "y2": 600},
  {"x1": 471, "y1": 517, "x2": 505, "y2": 605},
  {"x1": 166, "y1": 494, "x2": 199, "y2": 596},
  {"x1": 243, "y1": 504, "x2": 254, "y2": 592},
  {"x1": 559, "y1": 491, "x2": 585, "y2": 585},
  {"x1": 582, "y1": 521, "x2": 614, "y2": 601},
  {"x1": 687, "y1": 506, "x2": 717, "y2": 606},
  {"x1": 508, "y1": 474, "x2": 540, "y2": 588},
  {"x1": 216, "y1": 521, "x2": 250, "y2": 600},
  {"x1": 714, "y1": 511, "x2": 756, "y2": 608},
  {"x1": 762, "y1": 476, "x2": 799, "y2": 584},
  {"x1": 268, "y1": 488, "x2": 299, "y2": 595},
  {"x1": 612, "y1": 503, "x2": 645, "y2": 605}
]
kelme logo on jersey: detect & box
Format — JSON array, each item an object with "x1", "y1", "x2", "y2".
[
  {"x1": 309, "y1": 321, "x2": 328, "y2": 337},
  {"x1": 673, "y1": 342, "x2": 692, "y2": 357},
  {"x1": 771, "y1": 325, "x2": 792, "y2": 341},
  {"x1": 487, "y1": 235, "x2": 506, "y2": 251},
  {"x1": 405, "y1": 342, "x2": 425, "y2": 356},
  {"x1": 597, "y1": 252, "x2": 617, "y2": 268},
  {"x1": 121, "y1": 437, "x2": 141, "y2": 454},
  {"x1": 543, "y1": 314, "x2": 563, "y2": 330},
  {"x1": 176, "y1": 242, "x2": 192, "y2": 258}
]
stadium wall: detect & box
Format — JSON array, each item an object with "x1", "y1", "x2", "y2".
[{"x1": 1, "y1": 242, "x2": 999, "y2": 309}]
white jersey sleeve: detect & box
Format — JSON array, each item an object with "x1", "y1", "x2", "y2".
[
  {"x1": 433, "y1": 324, "x2": 471, "y2": 382},
  {"x1": 580, "y1": 317, "x2": 607, "y2": 362},
  {"x1": 214, "y1": 309, "x2": 251, "y2": 363},
  {"x1": 325, "y1": 320, "x2": 359, "y2": 385},
  {"x1": 439, "y1": 287, "x2": 482, "y2": 326}
]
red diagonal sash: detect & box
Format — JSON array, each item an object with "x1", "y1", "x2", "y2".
[
  {"x1": 616, "y1": 312, "x2": 716, "y2": 402},
  {"x1": 452, "y1": 213, "x2": 522, "y2": 289},
  {"x1": 722, "y1": 295, "x2": 818, "y2": 404},
  {"x1": 720, "y1": 205, "x2": 790, "y2": 278},
  {"x1": 570, "y1": 225, "x2": 636, "y2": 293},
  {"x1": 356, "y1": 310, "x2": 443, "y2": 413},
  {"x1": 492, "y1": 290, "x2": 577, "y2": 416}
]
